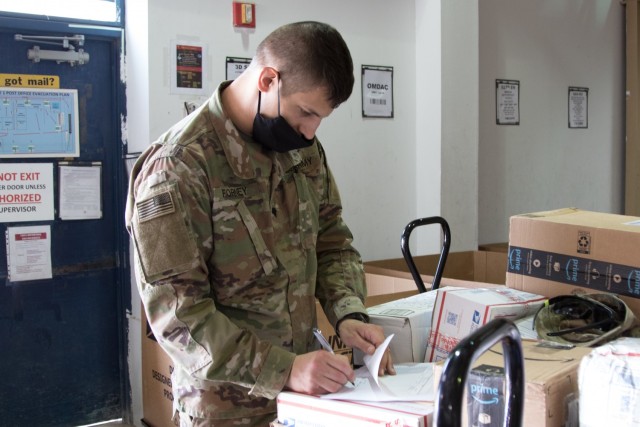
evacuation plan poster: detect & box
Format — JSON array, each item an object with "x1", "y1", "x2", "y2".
[{"x1": 0, "y1": 87, "x2": 80, "y2": 158}]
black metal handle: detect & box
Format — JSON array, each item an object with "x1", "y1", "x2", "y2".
[
  {"x1": 434, "y1": 318, "x2": 525, "y2": 427},
  {"x1": 400, "y1": 216, "x2": 451, "y2": 292}
]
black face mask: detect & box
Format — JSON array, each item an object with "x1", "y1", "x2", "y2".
[{"x1": 252, "y1": 88, "x2": 314, "y2": 153}]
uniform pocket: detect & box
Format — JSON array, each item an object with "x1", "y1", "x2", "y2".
[
  {"x1": 132, "y1": 182, "x2": 200, "y2": 283},
  {"x1": 211, "y1": 185, "x2": 277, "y2": 289}
]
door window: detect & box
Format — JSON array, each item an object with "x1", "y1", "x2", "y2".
[{"x1": 0, "y1": 0, "x2": 122, "y2": 25}]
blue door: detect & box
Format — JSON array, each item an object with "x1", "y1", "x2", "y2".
[{"x1": 0, "y1": 17, "x2": 129, "y2": 426}]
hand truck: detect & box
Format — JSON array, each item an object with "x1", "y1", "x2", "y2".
[{"x1": 400, "y1": 216, "x2": 451, "y2": 292}]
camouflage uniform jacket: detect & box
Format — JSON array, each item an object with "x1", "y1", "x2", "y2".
[{"x1": 125, "y1": 82, "x2": 367, "y2": 420}]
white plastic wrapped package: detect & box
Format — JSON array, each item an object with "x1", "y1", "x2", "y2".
[{"x1": 579, "y1": 337, "x2": 640, "y2": 427}]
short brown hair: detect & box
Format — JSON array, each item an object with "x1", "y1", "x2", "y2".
[{"x1": 254, "y1": 21, "x2": 354, "y2": 108}]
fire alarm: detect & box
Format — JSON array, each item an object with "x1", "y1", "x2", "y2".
[{"x1": 233, "y1": 2, "x2": 256, "y2": 28}]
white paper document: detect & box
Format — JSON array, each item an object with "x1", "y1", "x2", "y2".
[
  {"x1": 6, "y1": 225, "x2": 52, "y2": 282},
  {"x1": 59, "y1": 165, "x2": 102, "y2": 220},
  {"x1": 322, "y1": 334, "x2": 435, "y2": 402}
]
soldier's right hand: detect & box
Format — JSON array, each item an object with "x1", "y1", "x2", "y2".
[{"x1": 284, "y1": 350, "x2": 355, "y2": 395}]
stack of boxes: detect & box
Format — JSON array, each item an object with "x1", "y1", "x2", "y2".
[
  {"x1": 344, "y1": 208, "x2": 640, "y2": 426},
  {"x1": 504, "y1": 208, "x2": 640, "y2": 426}
]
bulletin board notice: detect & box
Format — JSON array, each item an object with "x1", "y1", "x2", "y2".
[
  {"x1": 5, "y1": 225, "x2": 52, "y2": 282},
  {"x1": 0, "y1": 163, "x2": 54, "y2": 223},
  {"x1": 0, "y1": 87, "x2": 80, "y2": 157},
  {"x1": 496, "y1": 79, "x2": 520, "y2": 125}
]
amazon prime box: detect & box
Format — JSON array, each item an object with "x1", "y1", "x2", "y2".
[
  {"x1": 506, "y1": 208, "x2": 640, "y2": 317},
  {"x1": 467, "y1": 365, "x2": 505, "y2": 427}
]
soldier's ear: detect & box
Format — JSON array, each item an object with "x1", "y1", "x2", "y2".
[{"x1": 257, "y1": 67, "x2": 279, "y2": 93}]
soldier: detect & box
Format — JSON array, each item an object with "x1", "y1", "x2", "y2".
[{"x1": 125, "y1": 21, "x2": 394, "y2": 426}]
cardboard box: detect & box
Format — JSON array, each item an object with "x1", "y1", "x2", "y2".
[
  {"x1": 425, "y1": 288, "x2": 546, "y2": 362},
  {"x1": 316, "y1": 290, "x2": 418, "y2": 363},
  {"x1": 506, "y1": 208, "x2": 640, "y2": 316},
  {"x1": 478, "y1": 242, "x2": 509, "y2": 253},
  {"x1": 276, "y1": 391, "x2": 433, "y2": 427},
  {"x1": 364, "y1": 250, "x2": 507, "y2": 296},
  {"x1": 141, "y1": 308, "x2": 177, "y2": 427},
  {"x1": 466, "y1": 364, "x2": 507, "y2": 426},
  {"x1": 365, "y1": 290, "x2": 441, "y2": 364},
  {"x1": 433, "y1": 340, "x2": 592, "y2": 427},
  {"x1": 365, "y1": 282, "x2": 502, "y2": 364}
]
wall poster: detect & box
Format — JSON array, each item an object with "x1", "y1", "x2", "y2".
[
  {"x1": 362, "y1": 65, "x2": 394, "y2": 118},
  {"x1": 568, "y1": 86, "x2": 589, "y2": 129},
  {"x1": 59, "y1": 164, "x2": 102, "y2": 220},
  {"x1": 171, "y1": 40, "x2": 208, "y2": 95},
  {"x1": 226, "y1": 57, "x2": 251, "y2": 80},
  {"x1": 5, "y1": 224, "x2": 52, "y2": 282},
  {"x1": 496, "y1": 79, "x2": 520, "y2": 125},
  {"x1": 0, "y1": 162, "x2": 54, "y2": 223},
  {"x1": 0, "y1": 87, "x2": 79, "y2": 157}
]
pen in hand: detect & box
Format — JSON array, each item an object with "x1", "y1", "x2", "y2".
[{"x1": 313, "y1": 327, "x2": 355, "y2": 386}]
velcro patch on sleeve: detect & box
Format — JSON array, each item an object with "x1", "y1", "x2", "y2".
[
  {"x1": 132, "y1": 183, "x2": 200, "y2": 283},
  {"x1": 137, "y1": 191, "x2": 175, "y2": 223}
]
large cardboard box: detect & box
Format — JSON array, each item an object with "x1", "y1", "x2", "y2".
[
  {"x1": 506, "y1": 208, "x2": 640, "y2": 315},
  {"x1": 433, "y1": 340, "x2": 592, "y2": 427},
  {"x1": 276, "y1": 391, "x2": 433, "y2": 427},
  {"x1": 425, "y1": 288, "x2": 546, "y2": 362},
  {"x1": 364, "y1": 250, "x2": 508, "y2": 296},
  {"x1": 141, "y1": 308, "x2": 177, "y2": 427}
]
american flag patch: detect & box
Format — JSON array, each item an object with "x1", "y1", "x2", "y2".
[{"x1": 137, "y1": 191, "x2": 175, "y2": 222}]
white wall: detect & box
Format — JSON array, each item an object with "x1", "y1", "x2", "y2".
[
  {"x1": 478, "y1": 0, "x2": 626, "y2": 244},
  {"x1": 133, "y1": 0, "x2": 421, "y2": 263},
  {"x1": 441, "y1": 1, "x2": 479, "y2": 252},
  {"x1": 414, "y1": 0, "x2": 480, "y2": 256},
  {"x1": 415, "y1": 0, "x2": 444, "y2": 256}
]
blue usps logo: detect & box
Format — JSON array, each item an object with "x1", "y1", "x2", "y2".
[{"x1": 472, "y1": 310, "x2": 481, "y2": 324}]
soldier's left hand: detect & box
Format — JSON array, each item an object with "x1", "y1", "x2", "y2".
[{"x1": 338, "y1": 320, "x2": 396, "y2": 376}]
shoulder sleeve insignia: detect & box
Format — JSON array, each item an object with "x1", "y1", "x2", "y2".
[{"x1": 137, "y1": 191, "x2": 175, "y2": 222}]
